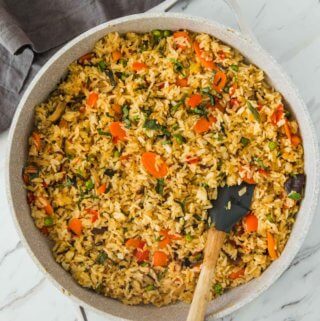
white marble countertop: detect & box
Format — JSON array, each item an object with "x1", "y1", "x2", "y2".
[{"x1": 1, "y1": 0, "x2": 320, "y2": 320}]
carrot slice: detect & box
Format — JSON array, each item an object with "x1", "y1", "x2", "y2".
[
  {"x1": 160, "y1": 229, "x2": 181, "y2": 240},
  {"x1": 141, "y1": 152, "x2": 168, "y2": 178},
  {"x1": 112, "y1": 103, "x2": 122, "y2": 114},
  {"x1": 187, "y1": 93, "x2": 202, "y2": 108},
  {"x1": 284, "y1": 120, "x2": 292, "y2": 141},
  {"x1": 291, "y1": 135, "x2": 301, "y2": 146},
  {"x1": 87, "y1": 92, "x2": 99, "y2": 107},
  {"x1": 173, "y1": 31, "x2": 191, "y2": 49},
  {"x1": 69, "y1": 218, "x2": 82, "y2": 236},
  {"x1": 270, "y1": 104, "x2": 284, "y2": 125},
  {"x1": 86, "y1": 209, "x2": 99, "y2": 223},
  {"x1": 97, "y1": 183, "x2": 107, "y2": 195},
  {"x1": 243, "y1": 174, "x2": 255, "y2": 185},
  {"x1": 267, "y1": 231, "x2": 278, "y2": 260},
  {"x1": 153, "y1": 251, "x2": 168, "y2": 267},
  {"x1": 32, "y1": 132, "x2": 41, "y2": 151},
  {"x1": 125, "y1": 238, "x2": 145, "y2": 249},
  {"x1": 159, "y1": 237, "x2": 170, "y2": 249},
  {"x1": 132, "y1": 62, "x2": 147, "y2": 71},
  {"x1": 112, "y1": 50, "x2": 122, "y2": 61},
  {"x1": 176, "y1": 77, "x2": 189, "y2": 87},
  {"x1": 135, "y1": 249, "x2": 150, "y2": 262},
  {"x1": 193, "y1": 41, "x2": 218, "y2": 71},
  {"x1": 44, "y1": 204, "x2": 54, "y2": 216},
  {"x1": 186, "y1": 156, "x2": 201, "y2": 164},
  {"x1": 109, "y1": 122, "x2": 126, "y2": 141},
  {"x1": 229, "y1": 268, "x2": 245, "y2": 280},
  {"x1": 258, "y1": 169, "x2": 268, "y2": 176},
  {"x1": 212, "y1": 71, "x2": 227, "y2": 92},
  {"x1": 245, "y1": 213, "x2": 258, "y2": 232},
  {"x1": 194, "y1": 116, "x2": 217, "y2": 134}
]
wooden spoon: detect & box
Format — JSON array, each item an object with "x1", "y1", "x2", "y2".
[{"x1": 187, "y1": 183, "x2": 255, "y2": 321}]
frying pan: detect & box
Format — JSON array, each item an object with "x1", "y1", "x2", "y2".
[{"x1": 6, "y1": 1, "x2": 320, "y2": 320}]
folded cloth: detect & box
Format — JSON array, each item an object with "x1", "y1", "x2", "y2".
[{"x1": 0, "y1": 0, "x2": 163, "y2": 131}]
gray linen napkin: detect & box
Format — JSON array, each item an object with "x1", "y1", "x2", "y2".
[{"x1": 0, "y1": 0, "x2": 163, "y2": 131}]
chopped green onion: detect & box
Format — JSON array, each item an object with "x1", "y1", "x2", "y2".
[
  {"x1": 155, "y1": 179, "x2": 165, "y2": 195},
  {"x1": 114, "y1": 150, "x2": 120, "y2": 158},
  {"x1": 145, "y1": 284, "x2": 155, "y2": 291},
  {"x1": 288, "y1": 191, "x2": 302, "y2": 201},
  {"x1": 185, "y1": 234, "x2": 193, "y2": 242},
  {"x1": 140, "y1": 262, "x2": 149, "y2": 267},
  {"x1": 266, "y1": 214, "x2": 274, "y2": 223},
  {"x1": 230, "y1": 65, "x2": 239, "y2": 72},
  {"x1": 268, "y1": 141, "x2": 277, "y2": 151},
  {"x1": 247, "y1": 102, "x2": 260, "y2": 122},
  {"x1": 44, "y1": 217, "x2": 54, "y2": 227},
  {"x1": 97, "y1": 128, "x2": 111, "y2": 136},
  {"x1": 163, "y1": 30, "x2": 172, "y2": 37},
  {"x1": 85, "y1": 179, "x2": 94, "y2": 191},
  {"x1": 97, "y1": 60, "x2": 107, "y2": 71},
  {"x1": 96, "y1": 251, "x2": 108, "y2": 265},
  {"x1": 104, "y1": 169, "x2": 116, "y2": 177},
  {"x1": 240, "y1": 137, "x2": 250, "y2": 146},
  {"x1": 122, "y1": 104, "x2": 131, "y2": 128},
  {"x1": 214, "y1": 283, "x2": 223, "y2": 295},
  {"x1": 173, "y1": 134, "x2": 186, "y2": 145}
]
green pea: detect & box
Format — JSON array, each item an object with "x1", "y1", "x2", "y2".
[
  {"x1": 152, "y1": 29, "x2": 163, "y2": 38},
  {"x1": 268, "y1": 141, "x2": 277, "y2": 151},
  {"x1": 230, "y1": 65, "x2": 239, "y2": 72},
  {"x1": 85, "y1": 179, "x2": 94, "y2": 191},
  {"x1": 214, "y1": 283, "x2": 223, "y2": 295},
  {"x1": 163, "y1": 30, "x2": 172, "y2": 37},
  {"x1": 44, "y1": 216, "x2": 54, "y2": 227},
  {"x1": 114, "y1": 150, "x2": 120, "y2": 158},
  {"x1": 145, "y1": 284, "x2": 155, "y2": 291},
  {"x1": 185, "y1": 234, "x2": 193, "y2": 242}
]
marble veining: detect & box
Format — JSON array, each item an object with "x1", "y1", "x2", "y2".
[{"x1": 1, "y1": 0, "x2": 320, "y2": 320}]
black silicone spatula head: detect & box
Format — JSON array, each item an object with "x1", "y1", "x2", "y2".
[{"x1": 209, "y1": 183, "x2": 255, "y2": 232}]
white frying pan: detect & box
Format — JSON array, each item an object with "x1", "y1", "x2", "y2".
[{"x1": 6, "y1": 1, "x2": 320, "y2": 320}]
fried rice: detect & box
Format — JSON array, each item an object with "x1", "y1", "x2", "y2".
[{"x1": 23, "y1": 30, "x2": 305, "y2": 306}]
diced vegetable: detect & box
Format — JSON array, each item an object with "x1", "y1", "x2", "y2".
[
  {"x1": 141, "y1": 152, "x2": 168, "y2": 178},
  {"x1": 173, "y1": 31, "x2": 191, "y2": 49},
  {"x1": 68, "y1": 218, "x2": 83, "y2": 236},
  {"x1": 153, "y1": 251, "x2": 169, "y2": 267},
  {"x1": 193, "y1": 41, "x2": 218, "y2": 70},
  {"x1": 176, "y1": 77, "x2": 188, "y2": 87},
  {"x1": 268, "y1": 141, "x2": 277, "y2": 151},
  {"x1": 125, "y1": 238, "x2": 145, "y2": 249},
  {"x1": 97, "y1": 183, "x2": 107, "y2": 195},
  {"x1": 112, "y1": 51, "x2": 122, "y2": 61},
  {"x1": 247, "y1": 102, "x2": 260, "y2": 122},
  {"x1": 97, "y1": 60, "x2": 107, "y2": 71},
  {"x1": 270, "y1": 104, "x2": 284, "y2": 125},
  {"x1": 243, "y1": 174, "x2": 255, "y2": 185},
  {"x1": 112, "y1": 103, "x2": 122, "y2": 114},
  {"x1": 284, "y1": 120, "x2": 292, "y2": 141},
  {"x1": 78, "y1": 52, "x2": 94, "y2": 65},
  {"x1": 163, "y1": 30, "x2": 172, "y2": 37},
  {"x1": 122, "y1": 104, "x2": 131, "y2": 128},
  {"x1": 173, "y1": 134, "x2": 186, "y2": 145},
  {"x1": 155, "y1": 179, "x2": 165, "y2": 195},
  {"x1": 159, "y1": 237, "x2": 170, "y2": 249},
  {"x1": 187, "y1": 94, "x2": 202, "y2": 108},
  {"x1": 267, "y1": 231, "x2": 278, "y2": 260},
  {"x1": 185, "y1": 234, "x2": 193, "y2": 242},
  {"x1": 109, "y1": 122, "x2": 127, "y2": 141},
  {"x1": 145, "y1": 284, "x2": 155, "y2": 291},
  {"x1": 213, "y1": 283, "x2": 223, "y2": 295},
  {"x1": 44, "y1": 204, "x2": 54, "y2": 215},
  {"x1": 132, "y1": 62, "x2": 147, "y2": 71},
  {"x1": 291, "y1": 135, "x2": 301, "y2": 146},
  {"x1": 135, "y1": 249, "x2": 150, "y2": 263},
  {"x1": 86, "y1": 209, "x2": 99, "y2": 223},
  {"x1": 32, "y1": 132, "x2": 41, "y2": 151},
  {"x1": 240, "y1": 137, "x2": 250, "y2": 146},
  {"x1": 96, "y1": 251, "x2": 108, "y2": 264},
  {"x1": 244, "y1": 213, "x2": 258, "y2": 232},
  {"x1": 230, "y1": 64, "x2": 239, "y2": 72},
  {"x1": 194, "y1": 116, "x2": 216, "y2": 134},
  {"x1": 87, "y1": 92, "x2": 99, "y2": 107},
  {"x1": 212, "y1": 71, "x2": 227, "y2": 92},
  {"x1": 229, "y1": 268, "x2": 245, "y2": 279},
  {"x1": 288, "y1": 191, "x2": 302, "y2": 201},
  {"x1": 85, "y1": 179, "x2": 94, "y2": 191},
  {"x1": 44, "y1": 216, "x2": 54, "y2": 227}
]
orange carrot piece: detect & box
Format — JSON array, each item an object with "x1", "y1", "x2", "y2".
[
  {"x1": 194, "y1": 116, "x2": 216, "y2": 134},
  {"x1": 132, "y1": 62, "x2": 147, "y2": 71},
  {"x1": 176, "y1": 77, "x2": 189, "y2": 87},
  {"x1": 134, "y1": 249, "x2": 150, "y2": 262},
  {"x1": 44, "y1": 204, "x2": 54, "y2": 216},
  {"x1": 258, "y1": 169, "x2": 268, "y2": 176},
  {"x1": 270, "y1": 104, "x2": 284, "y2": 125},
  {"x1": 243, "y1": 174, "x2": 255, "y2": 185},
  {"x1": 187, "y1": 93, "x2": 202, "y2": 108},
  {"x1": 173, "y1": 31, "x2": 191, "y2": 49},
  {"x1": 267, "y1": 231, "x2": 278, "y2": 260},
  {"x1": 229, "y1": 268, "x2": 245, "y2": 280},
  {"x1": 212, "y1": 71, "x2": 227, "y2": 92},
  {"x1": 87, "y1": 92, "x2": 99, "y2": 107},
  {"x1": 97, "y1": 183, "x2": 107, "y2": 195},
  {"x1": 109, "y1": 122, "x2": 126, "y2": 141},
  {"x1": 112, "y1": 103, "x2": 122, "y2": 114},
  {"x1": 68, "y1": 218, "x2": 82, "y2": 236},
  {"x1": 153, "y1": 251, "x2": 168, "y2": 267},
  {"x1": 159, "y1": 237, "x2": 170, "y2": 249},
  {"x1": 112, "y1": 50, "x2": 122, "y2": 61},
  {"x1": 160, "y1": 229, "x2": 181, "y2": 240},
  {"x1": 86, "y1": 209, "x2": 99, "y2": 223},
  {"x1": 291, "y1": 135, "x2": 301, "y2": 146},
  {"x1": 32, "y1": 132, "x2": 41, "y2": 151},
  {"x1": 193, "y1": 41, "x2": 218, "y2": 70},
  {"x1": 284, "y1": 120, "x2": 292, "y2": 141},
  {"x1": 245, "y1": 213, "x2": 258, "y2": 232},
  {"x1": 141, "y1": 152, "x2": 168, "y2": 178},
  {"x1": 125, "y1": 238, "x2": 145, "y2": 249},
  {"x1": 186, "y1": 156, "x2": 201, "y2": 164}
]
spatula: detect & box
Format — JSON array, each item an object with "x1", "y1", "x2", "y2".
[{"x1": 186, "y1": 183, "x2": 255, "y2": 321}]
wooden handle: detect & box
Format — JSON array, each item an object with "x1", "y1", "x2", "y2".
[{"x1": 186, "y1": 227, "x2": 226, "y2": 321}]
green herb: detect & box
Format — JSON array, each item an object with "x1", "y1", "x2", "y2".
[
  {"x1": 114, "y1": 150, "x2": 120, "y2": 158},
  {"x1": 185, "y1": 234, "x2": 193, "y2": 242},
  {"x1": 288, "y1": 191, "x2": 302, "y2": 201},
  {"x1": 170, "y1": 59, "x2": 185, "y2": 77},
  {"x1": 214, "y1": 283, "x2": 223, "y2": 295},
  {"x1": 96, "y1": 251, "x2": 108, "y2": 265},
  {"x1": 162, "y1": 140, "x2": 172, "y2": 145},
  {"x1": 105, "y1": 68, "x2": 116, "y2": 86},
  {"x1": 173, "y1": 134, "x2": 186, "y2": 145},
  {"x1": 140, "y1": 262, "x2": 149, "y2": 267},
  {"x1": 266, "y1": 214, "x2": 274, "y2": 223},
  {"x1": 64, "y1": 178, "x2": 74, "y2": 187},
  {"x1": 217, "y1": 133, "x2": 224, "y2": 141},
  {"x1": 97, "y1": 60, "x2": 107, "y2": 71},
  {"x1": 268, "y1": 141, "x2": 277, "y2": 151},
  {"x1": 155, "y1": 179, "x2": 165, "y2": 195},
  {"x1": 172, "y1": 124, "x2": 179, "y2": 131},
  {"x1": 119, "y1": 58, "x2": 128, "y2": 67},
  {"x1": 104, "y1": 169, "x2": 116, "y2": 177},
  {"x1": 139, "y1": 40, "x2": 149, "y2": 52},
  {"x1": 223, "y1": 86, "x2": 230, "y2": 93},
  {"x1": 188, "y1": 105, "x2": 208, "y2": 117},
  {"x1": 97, "y1": 128, "x2": 111, "y2": 136},
  {"x1": 44, "y1": 217, "x2": 54, "y2": 227},
  {"x1": 143, "y1": 119, "x2": 170, "y2": 137},
  {"x1": 201, "y1": 87, "x2": 215, "y2": 105},
  {"x1": 133, "y1": 115, "x2": 140, "y2": 122},
  {"x1": 174, "y1": 198, "x2": 187, "y2": 214},
  {"x1": 230, "y1": 64, "x2": 239, "y2": 72},
  {"x1": 75, "y1": 170, "x2": 85, "y2": 179},
  {"x1": 145, "y1": 284, "x2": 155, "y2": 291},
  {"x1": 254, "y1": 157, "x2": 267, "y2": 170},
  {"x1": 122, "y1": 104, "x2": 131, "y2": 128},
  {"x1": 240, "y1": 137, "x2": 250, "y2": 147},
  {"x1": 85, "y1": 179, "x2": 94, "y2": 191},
  {"x1": 247, "y1": 102, "x2": 260, "y2": 122},
  {"x1": 194, "y1": 253, "x2": 203, "y2": 261}
]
